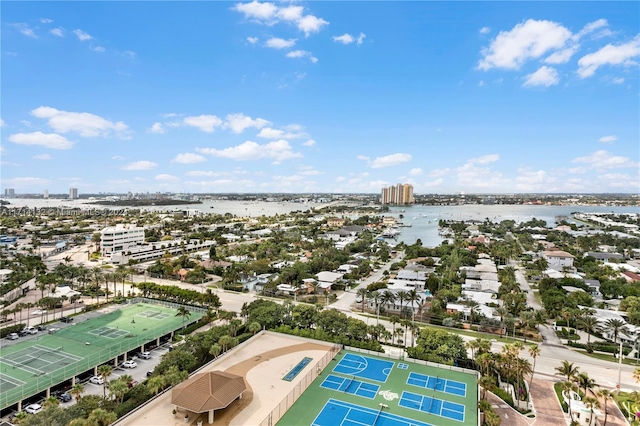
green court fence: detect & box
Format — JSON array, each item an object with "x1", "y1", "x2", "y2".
[{"x1": 0, "y1": 300, "x2": 203, "y2": 410}]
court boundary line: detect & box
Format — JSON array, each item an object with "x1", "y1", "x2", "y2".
[
  {"x1": 399, "y1": 391, "x2": 466, "y2": 423},
  {"x1": 312, "y1": 398, "x2": 433, "y2": 426},
  {"x1": 406, "y1": 372, "x2": 468, "y2": 398}
]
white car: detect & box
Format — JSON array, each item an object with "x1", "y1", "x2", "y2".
[
  {"x1": 89, "y1": 375, "x2": 104, "y2": 384},
  {"x1": 122, "y1": 360, "x2": 137, "y2": 368},
  {"x1": 32, "y1": 309, "x2": 46, "y2": 316},
  {"x1": 138, "y1": 351, "x2": 151, "y2": 359},
  {"x1": 25, "y1": 403, "x2": 42, "y2": 414}
]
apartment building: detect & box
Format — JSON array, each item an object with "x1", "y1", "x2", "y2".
[
  {"x1": 100, "y1": 224, "x2": 145, "y2": 256},
  {"x1": 381, "y1": 183, "x2": 414, "y2": 205}
]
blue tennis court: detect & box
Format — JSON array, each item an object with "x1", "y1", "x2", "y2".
[
  {"x1": 312, "y1": 399, "x2": 432, "y2": 426},
  {"x1": 320, "y1": 374, "x2": 379, "y2": 399},
  {"x1": 332, "y1": 353, "x2": 394, "y2": 383},
  {"x1": 399, "y1": 391, "x2": 465, "y2": 422},
  {"x1": 407, "y1": 372, "x2": 467, "y2": 397}
]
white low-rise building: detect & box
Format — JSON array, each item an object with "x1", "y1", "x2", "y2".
[{"x1": 100, "y1": 224, "x2": 145, "y2": 256}]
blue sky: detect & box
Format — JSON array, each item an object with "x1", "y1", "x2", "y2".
[{"x1": 1, "y1": 1, "x2": 639, "y2": 195}]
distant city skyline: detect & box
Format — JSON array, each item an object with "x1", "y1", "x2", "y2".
[{"x1": 1, "y1": 2, "x2": 638, "y2": 194}]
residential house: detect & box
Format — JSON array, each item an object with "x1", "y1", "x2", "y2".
[
  {"x1": 315, "y1": 271, "x2": 344, "y2": 293},
  {"x1": 543, "y1": 249, "x2": 575, "y2": 271},
  {"x1": 327, "y1": 217, "x2": 345, "y2": 228}
]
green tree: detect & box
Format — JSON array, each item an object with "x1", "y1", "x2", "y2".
[
  {"x1": 175, "y1": 306, "x2": 191, "y2": 331},
  {"x1": 555, "y1": 360, "x2": 579, "y2": 383},
  {"x1": 97, "y1": 365, "x2": 113, "y2": 398}
]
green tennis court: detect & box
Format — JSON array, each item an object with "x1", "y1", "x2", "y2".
[
  {"x1": 0, "y1": 301, "x2": 203, "y2": 410},
  {"x1": 277, "y1": 350, "x2": 478, "y2": 426}
]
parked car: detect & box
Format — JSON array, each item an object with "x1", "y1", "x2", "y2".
[
  {"x1": 7, "y1": 332, "x2": 19, "y2": 340},
  {"x1": 22, "y1": 326, "x2": 37, "y2": 335},
  {"x1": 57, "y1": 392, "x2": 72, "y2": 403},
  {"x1": 146, "y1": 370, "x2": 154, "y2": 377},
  {"x1": 89, "y1": 375, "x2": 104, "y2": 385},
  {"x1": 138, "y1": 351, "x2": 151, "y2": 359},
  {"x1": 122, "y1": 360, "x2": 137, "y2": 369},
  {"x1": 32, "y1": 309, "x2": 46, "y2": 316},
  {"x1": 25, "y1": 403, "x2": 43, "y2": 414},
  {"x1": 128, "y1": 380, "x2": 138, "y2": 388},
  {"x1": 60, "y1": 316, "x2": 73, "y2": 323},
  {"x1": 36, "y1": 325, "x2": 47, "y2": 331}
]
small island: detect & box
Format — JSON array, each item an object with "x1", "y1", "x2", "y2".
[{"x1": 88, "y1": 199, "x2": 202, "y2": 207}]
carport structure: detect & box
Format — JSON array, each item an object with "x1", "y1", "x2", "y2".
[{"x1": 171, "y1": 371, "x2": 246, "y2": 424}]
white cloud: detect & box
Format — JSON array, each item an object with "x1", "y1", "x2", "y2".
[
  {"x1": 611, "y1": 77, "x2": 625, "y2": 84},
  {"x1": 333, "y1": 34, "x2": 354, "y2": 44},
  {"x1": 33, "y1": 154, "x2": 53, "y2": 160},
  {"x1": 544, "y1": 45, "x2": 579, "y2": 64},
  {"x1": 357, "y1": 33, "x2": 366, "y2": 46},
  {"x1": 357, "y1": 155, "x2": 370, "y2": 161},
  {"x1": 265, "y1": 37, "x2": 296, "y2": 49},
  {"x1": 171, "y1": 153, "x2": 207, "y2": 164},
  {"x1": 286, "y1": 50, "x2": 318, "y2": 63},
  {"x1": 155, "y1": 174, "x2": 179, "y2": 181},
  {"x1": 276, "y1": 5, "x2": 303, "y2": 21},
  {"x1": 233, "y1": 0, "x2": 278, "y2": 21},
  {"x1": 2, "y1": 177, "x2": 51, "y2": 187},
  {"x1": 92, "y1": 46, "x2": 105, "y2": 52},
  {"x1": 247, "y1": 36, "x2": 259, "y2": 44},
  {"x1": 469, "y1": 154, "x2": 499, "y2": 164},
  {"x1": 572, "y1": 150, "x2": 638, "y2": 170},
  {"x1": 597, "y1": 173, "x2": 640, "y2": 189},
  {"x1": 50, "y1": 28, "x2": 64, "y2": 37},
  {"x1": 0, "y1": 119, "x2": 5, "y2": 127},
  {"x1": 515, "y1": 167, "x2": 553, "y2": 191},
  {"x1": 576, "y1": 19, "x2": 609, "y2": 39},
  {"x1": 73, "y1": 29, "x2": 93, "y2": 41},
  {"x1": 233, "y1": 1, "x2": 328, "y2": 37},
  {"x1": 40, "y1": 18, "x2": 54, "y2": 23},
  {"x1": 11, "y1": 23, "x2": 37, "y2": 38},
  {"x1": 224, "y1": 113, "x2": 270, "y2": 133},
  {"x1": 303, "y1": 139, "x2": 316, "y2": 147},
  {"x1": 523, "y1": 66, "x2": 559, "y2": 87},
  {"x1": 577, "y1": 35, "x2": 640, "y2": 78},
  {"x1": 31, "y1": 106, "x2": 129, "y2": 138},
  {"x1": 298, "y1": 165, "x2": 323, "y2": 176},
  {"x1": 256, "y1": 125, "x2": 307, "y2": 139},
  {"x1": 183, "y1": 114, "x2": 223, "y2": 133},
  {"x1": 370, "y1": 153, "x2": 412, "y2": 169},
  {"x1": 599, "y1": 135, "x2": 617, "y2": 144},
  {"x1": 112, "y1": 155, "x2": 125, "y2": 161},
  {"x1": 8, "y1": 132, "x2": 74, "y2": 149},
  {"x1": 149, "y1": 122, "x2": 165, "y2": 134},
  {"x1": 409, "y1": 168, "x2": 423, "y2": 176},
  {"x1": 197, "y1": 139, "x2": 302, "y2": 162},
  {"x1": 423, "y1": 178, "x2": 444, "y2": 188},
  {"x1": 478, "y1": 19, "x2": 571, "y2": 70},
  {"x1": 122, "y1": 160, "x2": 158, "y2": 171},
  {"x1": 161, "y1": 113, "x2": 179, "y2": 118},
  {"x1": 479, "y1": 27, "x2": 491, "y2": 35},
  {"x1": 297, "y1": 15, "x2": 329, "y2": 37}
]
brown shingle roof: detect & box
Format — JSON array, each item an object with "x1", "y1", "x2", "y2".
[{"x1": 171, "y1": 371, "x2": 246, "y2": 413}]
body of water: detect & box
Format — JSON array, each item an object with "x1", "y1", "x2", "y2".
[{"x1": 4, "y1": 199, "x2": 637, "y2": 248}]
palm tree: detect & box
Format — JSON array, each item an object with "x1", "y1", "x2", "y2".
[
  {"x1": 146, "y1": 375, "x2": 166, "y2": 396},
  {"x1": 596, "y1": 388, "x2": 612, "y2": 426},
  {"x1": 576, "y1": 372, "x2": 596, "y2": 397},
  {"x1": 97, "y1": 364, "x2": 113, "y2": 398},
  {"x1": 396, "y1": 290, "x2": 409, "y2": 318},
  {"x1": 555, "y1": 360, "x2": 579, "y2": 383},
  {"x1": 43, "y1": 396, "x2": 60, "y2": 409},
  {"x1": 248, "y1": 321, "x2": 261, "y2": 335},
  {"x1": 369, "y1": 291, "x2": 381, "y2": 325},
  {"x1": 406, "y1": 288, "x2": 419, "y2": 321},
  {"x1": 528, "y1": 345, "x2": 541, "y2": 392},
  {"x1": 176, "y1": 306, "x2": 191, "y2": 331},
  {"x1": 87, "y1": 408, "x2": 117, "y2": 426},
  {"x1": 478, "y1": 375, "x2": 495, "y2": 400},
  {"x1": 389, "y1": 316, "x2": 399, "y2": 345},
  {"x1": 514, "y1": 357, "x2": 532, "y2": 403},
  {"x1": 583, "y1": 396, "x2": 600, "y2": 426},
  {"x1": 356, "y1": 288, "x2": 368, "y2": 313},
  {"x1": 381, "y1": 290, "x2": 397, "y2": 315},
  {"x1": 218, "y1": 335, "x2": 235, "y2": 352},
  {"x1": 70, "y1": 383, "x2": 85, "y2": 401},
  {"x1": 494, "y1": 306, "x2": 509, "y2": 337},
  {"x1": 560, "y1": 380, "x2": 578, "y2": 418},
  {"x1": 210, "y1": 343, "x2": 222, "y2": 358},
  {"x1": 577, "y1": 315, "x2": 600, "y2": 346},
  {"x1": 605, "y1": 318, "x2": 628, "y2": 393}
]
